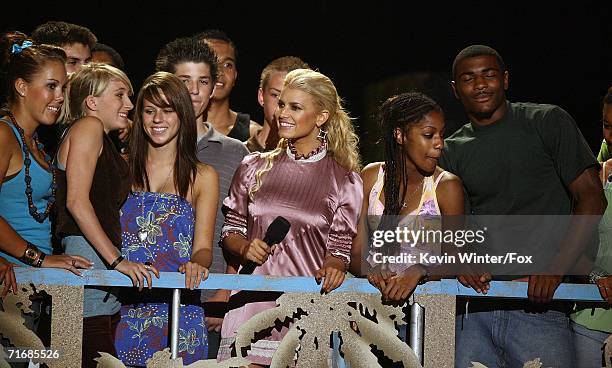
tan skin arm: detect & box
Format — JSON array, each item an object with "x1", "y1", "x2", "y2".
[
  {"x1": 0, "y1": 123, "x2": 92, "y2": 296},
  {"x1": 59, "y1": 117, "x2": 159, "y2": 290},
  {"x1": 178, "y1": 164, "x2": 219, "y2": 290},
  {"x1": 350, "y1": 163, "x2": 381, "y2": 277}
]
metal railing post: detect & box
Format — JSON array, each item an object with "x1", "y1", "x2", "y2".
[
  {"x1": 409, "y1": 302, "x2": 424, "y2": 365},
  {"x1": 170, "y1": 288, "x2": 181, "y2": 359}
]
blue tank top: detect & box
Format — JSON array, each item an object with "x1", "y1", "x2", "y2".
[{"x1": 0, "y1": 118, "x2": 53, "y2": 265}]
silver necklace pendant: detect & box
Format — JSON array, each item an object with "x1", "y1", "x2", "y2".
[{"x1": 138, "y1": 230, "x2": 148, "y2": 242}]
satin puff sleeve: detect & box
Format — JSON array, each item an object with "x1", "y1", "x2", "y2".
[
  {"x1": 220, "y1": 153, "x2": 262, "y2": 243},
  {"x1": 326, "y1": 171, "x2": 363, "y2": 264}
]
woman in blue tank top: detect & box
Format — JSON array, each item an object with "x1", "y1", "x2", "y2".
[{"x1": 0, "y1": 32, "x2": 93, "y2": 294}]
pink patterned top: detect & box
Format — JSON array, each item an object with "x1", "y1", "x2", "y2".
[
  {"x1": 221, "y1": 148, "x2": 363, "y2": 275},
  {"x1": 367, "y1": 164, "x2": 448, "y2": 273}
]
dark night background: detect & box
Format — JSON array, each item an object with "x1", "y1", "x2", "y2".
[{"x1": 4, "y1": 1, "x2": 611, "y2": 162}]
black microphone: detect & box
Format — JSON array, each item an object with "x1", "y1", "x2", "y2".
[{"x1": 239, "y1": 216, "x2": 291, "y2": 275}]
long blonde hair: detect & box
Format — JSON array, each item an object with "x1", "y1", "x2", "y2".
[{"x1": 249, "y1": 69, "x2": 361, "y2": 199}]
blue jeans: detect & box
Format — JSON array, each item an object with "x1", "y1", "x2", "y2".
[
  {"x1": 455, "y1": 300, "x2": 575, "y2": 368},
  {"x1": 571, "y1": 320, "x2": 610, "y2": 368},
  {"x1": 62, "y1": 235, "x2": 120, "y2": 317}
]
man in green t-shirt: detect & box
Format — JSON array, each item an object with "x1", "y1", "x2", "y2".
[{"x1": 439, "y1": 45, "x2": 606, "y2": 368}]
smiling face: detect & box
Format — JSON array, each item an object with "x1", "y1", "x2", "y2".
[
  {"x1": 141, "y1": 95, "x2": 180, "y2": 147},
  {"x1": 173, "y1": 61, "x2": 214, "y2": 120},
  {"x1": 18, "y1": 60, "x2": 67, "y2": 126},
  {"x1": 90, "y1": 79, "x2": 133, "y2": 131},
  {"x1": 62, "y1": 42, "x2": 92, "y2": 74},
  {"x1": 275, "y1": 87, "x2": 328, "y2": 150},
  {"x1": 397, "y1": 110, "x2": 445, "y2": 174},
  {"x1": 452, "y1": 54, "x2": 508, "y2": 125},
  {"x1": 207, "y1": 39, "x2": 237, "y2": 101}
]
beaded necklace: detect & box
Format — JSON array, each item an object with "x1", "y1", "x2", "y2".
[
  {"x1": 5, "y1": 111, "x2": 57, "y2": 223},
  {"x1": 287, "y1": 139, "x2": 326, "y2": 160}
]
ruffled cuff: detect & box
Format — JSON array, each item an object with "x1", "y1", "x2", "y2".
[
  {"x1": 220, "y1": 225, "x2": 247, "y2": 244},
  {"x1": 327, "y1": 232, "x2": 352, "y2": 265}
]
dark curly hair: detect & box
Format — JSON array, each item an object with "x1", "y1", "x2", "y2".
[{"x1": 31, "y1": 21, "x2": 97, "y2": 49}]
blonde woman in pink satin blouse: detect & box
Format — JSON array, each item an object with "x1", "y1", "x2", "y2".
[{"x1": 217, "y1": 69, "x2": 363, "y2": 366}]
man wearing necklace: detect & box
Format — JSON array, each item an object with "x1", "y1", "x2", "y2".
[{"x1": 217, "y1": 69, "x2": 363, "y2": 366}]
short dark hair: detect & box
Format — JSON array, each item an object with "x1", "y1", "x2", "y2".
[
  {"x1": 155, "y1": 37, "x2": 219, "y2": 84},
  {"x1": 91, "y1": 42, "x2": 124, "y2": 70},
  {"x1": 192, "y1": 29, "x2": 238, "y2": 64},
  {"x1": 31, "y1": 21, "x2": 97, "y2": 49},
  {"x1": 452, "y1": 44, "x2": 505, "y2": 80}
]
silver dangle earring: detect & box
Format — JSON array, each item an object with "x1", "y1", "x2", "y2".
[
  {"x1": 317, "y1": 128, "x2": 328, "y2": 150},
  {"x1": 317, "y1": 127, "x2": 328, "y2": 149}
]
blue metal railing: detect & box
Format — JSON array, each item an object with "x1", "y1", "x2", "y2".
[
  {"x1": 13, "y1": 268, "x2": 604, "y2": 301},
  {"x1": 8, "y1": 268, "x2": 604, "y2": 367}
]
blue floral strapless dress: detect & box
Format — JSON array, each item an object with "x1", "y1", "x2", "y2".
[{"x1": 114, "y1": 192, "x2": 207, "y2": 366}]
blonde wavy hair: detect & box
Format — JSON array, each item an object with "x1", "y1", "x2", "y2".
[
  {"x1": 60, "y1": 62, "x2": 133, "y2": 125},
  {"x1": 249, "y1": 68, "x2": 361, "y2": 199}
]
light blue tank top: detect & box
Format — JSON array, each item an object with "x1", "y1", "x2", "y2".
[{"x1": 0, "y1": 118, "x2": 53, "y2": 265}]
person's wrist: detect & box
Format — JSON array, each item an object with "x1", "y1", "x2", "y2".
[
  {"x1": 239, "y1": 242, "x2": 250, "y2": 262},
  {"x1": 110, "y1": 255, "x2": 124, "y2": 269},
  {"x1": 19, "y1": 241, "x2": 43, "y2": 266},
  {"x1": 34, "y1": 252, "x2": 46, "y2": 268},
  {"x1": 412, "y1": 264, "x2": 429, "y2": 285},
  {"x1": 326, "y1": 255, "x2": 347, "y2": 272}
]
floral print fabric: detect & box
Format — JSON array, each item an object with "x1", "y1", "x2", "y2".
[{"x1": 114, "y1": 192, "x2": 207, "y2": 366}]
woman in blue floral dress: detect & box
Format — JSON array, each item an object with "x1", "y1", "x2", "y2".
[{"x1": 114, "y1": 72, "x2": 219, "y2": 366}]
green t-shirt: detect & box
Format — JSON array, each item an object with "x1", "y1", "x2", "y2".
[
  {"x1": 440, "y1": 101, "x2": 597, "y2": 215},
  {"x1": 440, "y1": 102, "x2": 598, "y2": 277},
  {"x1": 598, "y1": 139, "x2": 611, "y2": 162}
]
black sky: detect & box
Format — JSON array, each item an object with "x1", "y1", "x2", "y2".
[{"x1": 4, "y1": 1, "x2": 611, "y2": 155}]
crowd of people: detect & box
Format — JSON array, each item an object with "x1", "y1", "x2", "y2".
[{"x1": 0, "y1": 20, "x2": 610, "y2": 368}]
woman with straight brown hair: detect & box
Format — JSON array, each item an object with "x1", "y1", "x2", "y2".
[{"x1": 114, "y1": 72, "x2": 218, "y2": 366}]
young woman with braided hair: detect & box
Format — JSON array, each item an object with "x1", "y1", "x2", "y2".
[
  {"x1": 218, "y1": 68, "x2": 363, "y2": 366},
  {"x1": 351, "y1": 92, "x2": 465, "y2": 303}
]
